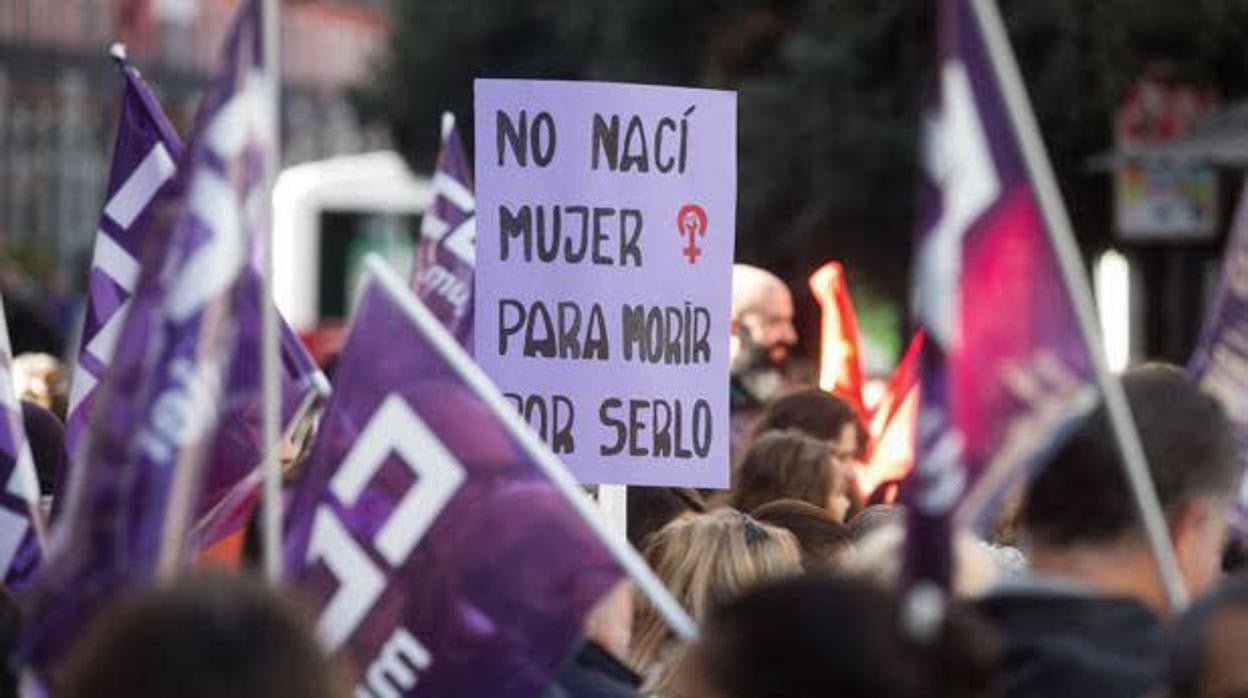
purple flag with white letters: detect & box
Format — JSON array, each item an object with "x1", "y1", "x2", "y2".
[
  {"x1": 903, "y1": 0, "x2": 1097, "y2": 588},
  {"x1": 64, "y1": 54, "x2": 180, "y2": 467},
  {"x1": 0, "y1": 298, "x2": 45, "y2": 590},
  {"x1": 22, "y1": 0, "x2": 274, "y2": 672},
  {"x1": 1190, "y1": 182, "x2": 1248, "y2": 542},
  {"x1": 285, "y1": 259, "x2": 622, "y2": 698},
  {"x1": 58, "y1": 49, "x2": 325, "y2": 537},
  {"x1": 410, "y1": 112, "x2": 475, "y2": 348}
]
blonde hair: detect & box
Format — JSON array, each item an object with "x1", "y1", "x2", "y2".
[{"x1": 631, "y1": 508, "x2": 802, "y2": 695}]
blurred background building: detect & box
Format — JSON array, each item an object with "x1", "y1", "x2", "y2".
[{"x1": 0, "y1": 0, "x2": 388, "y2": 290}]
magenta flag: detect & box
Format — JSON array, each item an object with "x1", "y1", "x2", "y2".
[
  {"x1": 285, "y1": 258, "x2": 626, "y2": 698},
  {"x1": 410, "y1": 112, "x2": 476, "y2": 348},
  {"x1": 22, "y1": 0, "x2": 276, "y2": 673},
  {"x1": 903, "y1": 0, "x2": 1097, "y2": 587},
  {"x1": 1190, "y1": 183, "x2": 1248, "y2": 542}
]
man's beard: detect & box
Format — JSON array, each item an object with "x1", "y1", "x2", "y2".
[{"x1": 733, "y1": 329, "x2": 791, "y2": 404}]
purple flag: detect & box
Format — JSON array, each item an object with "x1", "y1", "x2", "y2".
[
  {"x1": 196, "y1": 271, "x2": 326, "y2": 526},
  {"x1": 903, "y1": 0, "x2": 1097, "y2": 587},
  {"x1": 22, "y1": 0, "x2": 273, "y2": 672},
  {"x1": 285, "y1": 258, "x2": 624, "y2": 698},
  {"x1": 64, "y1": 53, "x2": 181, "y2": 466},
  {"x1": 410, "y1": 112, "x2": 475, "y2": 348},
  {"x1": 0, "y1": 298, "x2": 45, "y2": 590},
  {"x1": 58, "y1": 49, "x2": 325, "y2": 534},
  {"x1": 1190, "y1": 182, "x2": 1248, "y2": 541}
]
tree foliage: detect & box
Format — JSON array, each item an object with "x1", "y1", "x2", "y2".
[{"x1": 361, "y1": 0, "x2": 1248, "y2": 343}]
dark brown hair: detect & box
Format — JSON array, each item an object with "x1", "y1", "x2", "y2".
[
  {"x1": 691, "y1": 575, "x2": 1001, "y2": 698},
  {"x1": 848, "y1": 505, "x2": 905, "y2": 543},
  {"x1": 58, "y1": 573, "x2": 344, "y2": 698},
  {"x1": 1022, "y1": 363, "x2": 1241, "y2": 545},
  {"x1": 751, "y1": 499, "x2": 853, "y2": 572},
  {"x1": 731, "y1": 430, "x2": 835, "y2": 514},
  {"x1": 752, "y1": 387, "x2": 864, "y2": 455}
]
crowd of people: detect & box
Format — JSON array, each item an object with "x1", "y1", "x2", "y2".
[{"x1": 0, "y1": 263, "x2": 1245, "y2": 698}]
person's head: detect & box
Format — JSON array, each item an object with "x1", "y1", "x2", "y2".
[
  {"x1": 12, "y1": 352, "x2": 67, "y2": 420},
  {"x1": 631, "y1": 509, "x2": 801, "y2": 694},
  {"x1": 751, "y1": 499, "x2": 853, "y2": 572},
  {"x1": 730, "y1": 265, "x2": 796, "y2": 376},
  {"x1": 1021, "y1": 364, "x2": 1242, "y2": 602},
  {"x1": 682, "y1": 575, "x2": 1001, "y2": 698},
  {"x1": 732, "y1": 430, "x2": 854, "y2": 521},
  {"x1": 627, "y1": 486, "x2": 705, "y2": 551},
  {"x1": 58, "y1": 573, "x2": 344, "y2": 698},
  {"x1": 752, "y1": 387, "x2": 864, "y2": 460},
  {"x1": 1168, "y1": 576, "x2": 1248, "y2": 698},
  {"x1": 848, "y1": 523, "x2": 1007, "y2": 598},
  {"x1": 849, "y1": 504, "x2": 905, "y2": 542}
]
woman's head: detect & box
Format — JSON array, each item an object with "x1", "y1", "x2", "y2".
[
  {"x1": 631, "y1": 509, "x2": 801, "y2": 693},
  {"x1": 732, "y1": 430, "x2": 853, "y2": 520},
  {"x1": 751, "y1": 499, "x2": 853, "y2": 572},
  {"x1": 751, "y1": 387, "x2": 864, "y2": 458},
  {"x1": 58, "y1": 572, "x2": 344, "y2": 698}
]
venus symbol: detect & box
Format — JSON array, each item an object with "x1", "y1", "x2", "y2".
[{"x1": 678, "y1": 204, "x2": 708, "y2": 265}]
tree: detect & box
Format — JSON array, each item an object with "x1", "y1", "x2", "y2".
[{"x1": 361, "y1": 0, "x2": 1248, "y2": 356}]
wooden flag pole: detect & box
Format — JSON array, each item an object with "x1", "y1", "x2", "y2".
[
  {"x1": 971, "y1": 0, "x2": 1188, "y2": 611},
  {"x1": 261, "y1": 0, "x2": 284, "y2": 585}
]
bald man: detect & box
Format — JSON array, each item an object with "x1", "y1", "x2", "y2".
[{"x1": 730, "y1": 264, "x2": 798, "y2": 416}]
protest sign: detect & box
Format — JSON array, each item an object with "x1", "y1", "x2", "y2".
[
  {"x1": 474, "y1": 79, "x2": 736, "y2": 488},
  {"x1": 286, "y1": 256, "x2": 693, "y2": 697}
]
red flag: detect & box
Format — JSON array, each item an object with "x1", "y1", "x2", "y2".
[
  {"x1": 860, "y1": 333, "x2": 924, "y2": 502},
  {"x1": 809, "y1": 262, "x2": 867, "y2": 418}
]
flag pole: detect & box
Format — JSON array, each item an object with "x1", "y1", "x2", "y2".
[
  {"x1": 261, "y1": 0, "x2": 283, "y2": 585},
  {"x1": 363, "y1": 256, "x2": 699, "y2": 642},
  {"x1": 970, "y1": 0, "x2": 1188, "y2": 611}
]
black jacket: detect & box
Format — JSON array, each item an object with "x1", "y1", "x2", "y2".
[
  {"x1": 543, "y1": 640, "x2": 642, "y2": 698},
  {"x1": 976, "y1": 581, "x2": 1165, "y2": 698}
]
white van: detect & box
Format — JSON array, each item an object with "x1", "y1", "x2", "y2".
[{"x1": 272, "y1": 151, "x2": 430, "y2": 355}]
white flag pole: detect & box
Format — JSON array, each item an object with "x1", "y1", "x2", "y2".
[
  {"x1": 971, "y1": 0, "x2": 1188, "y2": 611},
  {"x1": 261, "y1": 0, "x2": 284, "y2": 585},
  {"x1": 597, "y1": 485, "x2": 629, "y2": 541},
  {"x1": 363, "y1": 256, "x2": 699, "y2": 642}
]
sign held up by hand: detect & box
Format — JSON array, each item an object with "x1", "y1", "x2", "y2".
[{"x1": 474, "y1": 79, "x2": 736, "y2": 488}]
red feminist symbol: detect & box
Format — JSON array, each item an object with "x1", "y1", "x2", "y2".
[{"x1": 677, "y1": 204, "x2": 708, "y2": 265}]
